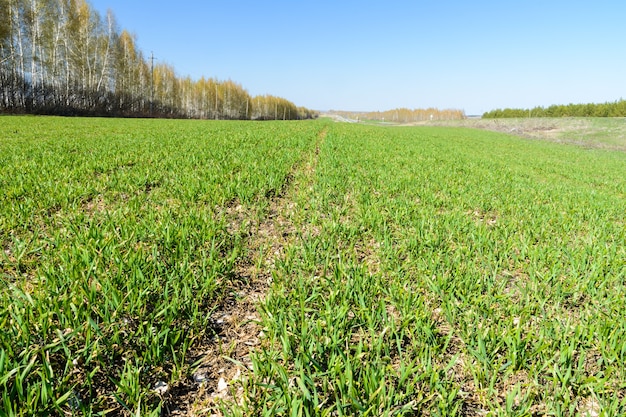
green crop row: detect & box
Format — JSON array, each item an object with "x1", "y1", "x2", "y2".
[
  {"x1": 2, "y1": 117, "x2": 626, "y2": 416},
  {"x1": 0, "y1": 117, "x2": 321, "y2": 415},
  {"x1": 235, "y1": 124, "x2": 626, "y2": 416}
]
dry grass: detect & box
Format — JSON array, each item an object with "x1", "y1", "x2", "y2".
[{"x1": 424, "y1": 117, "x2": 626, "y2": 151}]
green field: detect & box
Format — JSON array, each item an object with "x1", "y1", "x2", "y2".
[{"x1": 1, "y1": 117, "x2": 625, "y2": 416}]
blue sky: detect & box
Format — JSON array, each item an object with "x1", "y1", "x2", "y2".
[{"x1": 89, "y1": 0, "x2": 626, "y2": 114}]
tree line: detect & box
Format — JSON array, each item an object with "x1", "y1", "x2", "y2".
[
  {"x1": 482, "y1": 99, "x2": 626, "y2": 119},
  {"x1": 0, "y1": 0, "x2": 317, "y2": 119},
  {"x1": 330, "y1": 108, "x2": 466, "y2": 123}
]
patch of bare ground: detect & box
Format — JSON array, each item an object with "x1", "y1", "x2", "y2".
[
  {"x1": 81, "y1": 194, "x2": 108, "y2": 215},
  {"x1": 353, "y1": 237, "x2": 382, "y2": 276},
  {"x1": 163, "y1": 129, "x2": 327, "y2": 416},
  {"x1": 468, "y1": 208, "x2": 498, "y2": 227}
]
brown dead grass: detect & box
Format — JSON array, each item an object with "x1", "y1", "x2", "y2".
[{"x1": 423, "y1": 117, "x2": 626, "y2": 151}]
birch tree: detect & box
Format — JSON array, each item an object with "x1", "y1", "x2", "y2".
[{"x1": 0, "y1": 0, "x2": 316, "y2": 118}]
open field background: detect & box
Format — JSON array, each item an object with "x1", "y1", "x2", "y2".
[
  {"x1": 1, "y1": 116, "x2": 626, "y2": 416},
  {"x1": 424, "y1": 118, "x2": 626, "y2": 152}
]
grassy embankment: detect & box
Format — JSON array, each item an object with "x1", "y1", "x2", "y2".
[{"x1": 425, "y1": 117, "x2": 626, "y2": 151}]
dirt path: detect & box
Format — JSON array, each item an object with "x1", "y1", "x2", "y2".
[{"x1": 162, "y1": 127, "x2": 327, "y2": 416}]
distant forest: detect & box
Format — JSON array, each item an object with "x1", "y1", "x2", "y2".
[
  {"x1": 0, "y1": 0, "x2": 317, "y2": 119},
  {"x1": 483, "y1": 99, "x2": 626, "y2": 119}
]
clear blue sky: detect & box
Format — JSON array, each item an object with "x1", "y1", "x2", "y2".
[{"x1": 89, "y1": 0, "x2": 626, "y2": 115}]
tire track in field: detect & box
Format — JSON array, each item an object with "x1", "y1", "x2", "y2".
[{"x1": 165, "y1": 127, "x2": 327, "y2": 416}]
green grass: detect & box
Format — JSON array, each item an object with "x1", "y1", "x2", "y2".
[
  {"x1": 237, "y1": 124, "x2": 626, "y2": 416},
  {"x1": 1, "y1": 117, "x2": 625, "y2": 415},
  {"x1": 0, "y1": 116, "x2": 321, "y2": 415}
]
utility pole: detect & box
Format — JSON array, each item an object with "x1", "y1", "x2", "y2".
[{"x1": 150, "y1": 52, "x2": 156, "y2": 115}]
